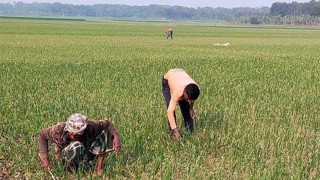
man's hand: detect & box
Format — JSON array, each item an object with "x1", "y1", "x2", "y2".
[
  {"x1": 41, "y1": 158, "x2": 51, "y2": 170},
  {"x1": 38, "y1": 153, "x2": 51, "y2": 170},
  {"x1": 190, "y1": 109, "x2": 196, "y2": 118},
  {"x1": 189, "y1": 100, "x2": 195, "y2": 118},
  {"x1": 113, "y1": 135, "x2": 121, "y2": 153},
  {"x1": 43, "y1": 161, "x2": 51, "y2": 170},
  {"x1": 95, "y1": 154, "x2": 104, "y2": 175},
  {"x1": 172, "y1": 128, "x2": 181, "y2": 141}
]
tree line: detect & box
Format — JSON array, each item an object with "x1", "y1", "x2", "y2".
[
  {"x1": 271, "y1": 0, "x2": 320, "y2": 17},
  {"x1": 0, "y1": 1, "x2": 320, "y2": 25},
  {"x1": 268, "y1": 0, "x2": 320, "y2": 25}
]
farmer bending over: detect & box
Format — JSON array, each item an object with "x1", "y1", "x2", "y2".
[
  {"x1": 162, "y1": 68, "x2": 200, "y2": 140},
  {"x1": 38, "y1": 113, "x2": 120, "y2": 174},
  {"x1": 166, "y1": 28, "x2": 173, "y2": 39}
]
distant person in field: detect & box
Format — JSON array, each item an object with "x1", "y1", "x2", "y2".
[
  {"x1": 166, "y1": 28, "x2": 173, "y2": 39},
  {"x1": 38, "y1": 113, "x2": 120, "y2": 175},
  {"x1": 162, "y1": 68, "x2": 200, "y2": 140}
]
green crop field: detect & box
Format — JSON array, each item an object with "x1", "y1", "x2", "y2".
[{"x1": 0, "y1": 18, "x2": 319, "y2": 179}]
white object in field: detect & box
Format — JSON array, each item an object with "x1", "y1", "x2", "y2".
[{"x1": 214, "y1": 42, "x2": 230, "y2": 46}]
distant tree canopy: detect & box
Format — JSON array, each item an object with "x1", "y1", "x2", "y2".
[
  {"x1": 0, "y1": 1, "x2": 320, "y2": 25},
  {"x1": 0, "y1": 2, "x2": 269, "y2": 20},
  {"x1": 270, "y1": 0, "x2": 320, "y2": 16}
]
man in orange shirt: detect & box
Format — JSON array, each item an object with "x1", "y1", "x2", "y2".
[
  {"x1": 162, "y1": 68, "x2": 200, "y2": 140},
  {"x1": 166, "y1": 28, "x2": 173, "y2": 39}
]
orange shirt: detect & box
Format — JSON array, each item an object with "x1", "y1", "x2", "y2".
[{"x1": 164, "y1": 68, "x2": 197, "y2": 129}]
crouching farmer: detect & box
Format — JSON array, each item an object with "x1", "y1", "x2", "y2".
[
  {"x1": 38, "y1": 113, "x2": 121, "y2": 175},
  {"x1": 166, "y1": 28, "x2": 173, "y2": 39},
  {"x1": 162, "y1": 68, "x2": 200, "y2": 140}
]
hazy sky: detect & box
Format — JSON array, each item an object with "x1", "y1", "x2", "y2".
[{"x1": 1, "y1": 0, "x2": 311, "y2": 8}]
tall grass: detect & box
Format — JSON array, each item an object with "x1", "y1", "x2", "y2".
[{"x1": 0, "y1": 18, "x2": 319, "y2": 179}]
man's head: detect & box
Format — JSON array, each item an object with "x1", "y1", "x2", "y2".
[
  {"x1": 64, "y1": 113, "x2": 88, "y2": 135},
  {"x1": 183, "y1": 83, "x2": 200, "y2": 101}
]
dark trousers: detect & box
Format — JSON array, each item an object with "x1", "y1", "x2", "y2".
[
  {"x1": 167, "y1": 32, "x2": 173, "y2": 39},
  {"x1": 162, "y1": 77, "x2": 194, "y2": 132}
]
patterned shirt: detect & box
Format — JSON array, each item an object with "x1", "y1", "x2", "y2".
[{"x1": 38, "y1": 119, "x2": 119, "y2": 160}]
